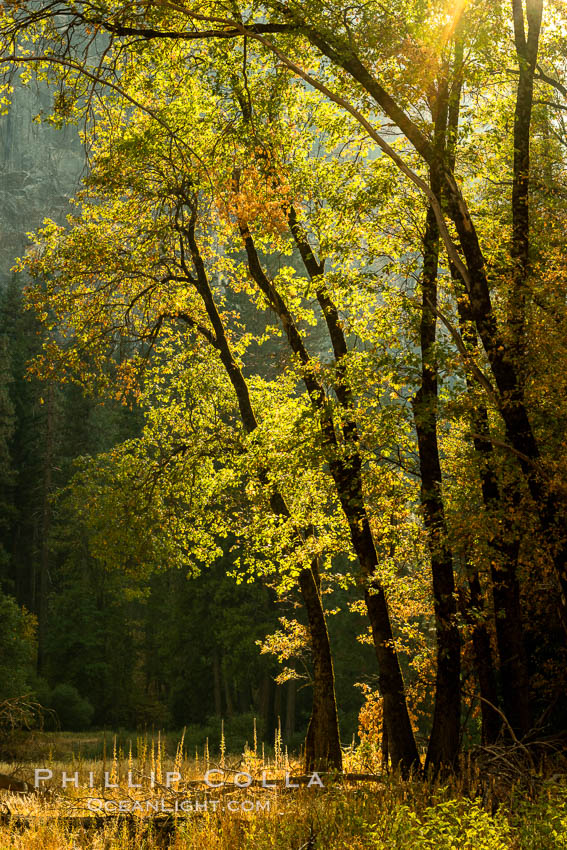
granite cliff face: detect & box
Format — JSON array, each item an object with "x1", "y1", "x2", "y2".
[
  {"x1": 0, "y1": 81, "x2": 330, "y2": 375},
  {"x1": 0, "y1": 82, "x2": 84, "y2": 287}
]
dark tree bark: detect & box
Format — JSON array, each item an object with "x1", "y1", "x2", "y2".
[
  {"x1": 461, "y1": 571, "x2": 502, "y2": 745},
  {"x1": 442, "y1": 35, "x2": 567, "y2": 637},
  {"x1": 412, "y1": 115, "x2": 461, "y2": 769},
  {"x1": 381, "y1": 713, "x2": 389, "y2": 770},
  {"x1": 299, "y1": 563, "x2": 342, "y2": 772},
  {"x1": 274, "y1": 684, "x2": 282, "y2": 739},
  {"x1": 445, "y1": 41, "x2": 531, "y2": 739},
  {"x1": 285, "y1": 678, "x2": 296, "y2": 743},
  {"x1": 239, "y1": 681, "x2": 251, "y2": 713},
  {"x1": 473, "y1": 414, "x2": 531, "y2": 737},
  {"x1": 510, "y1": 0, "x2": 543, "y2": 361},
  {"x1": 222, "y1": 664, "x2": 234, "y2": 717},
  {"x1": 363, "y1": 579, "x2": 420, "y2": 773},
  {"x1": 37, "y1": 380, "x2": 54, "y2": 674},
  {"x1": 456, "y1": 294, "x2": 532, "y2": 738},
  {"x1": 236, "y1": 207, "x2": 420, "y2": 774},
  {"x1": 213, "y1": 651, "x2": 222, "y2": 716},
  {"x1": 174, "y1": 208, "x2": 342, "y2": 771},
  {"x1": 260, "y1": 673, "x2": 276, "y2": 745}
]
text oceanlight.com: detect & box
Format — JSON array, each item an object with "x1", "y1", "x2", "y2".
[{"x1": 86, "y1": 798, "x2": 273, "y2": 813}]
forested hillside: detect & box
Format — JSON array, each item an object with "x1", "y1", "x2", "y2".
[{"x1": 0, "y1": 0, "x2": 566, "y2": 785}]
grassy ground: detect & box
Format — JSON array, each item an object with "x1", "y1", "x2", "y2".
[{"x1": 0, "y1": 731, "x2": 566, "y2": 848}]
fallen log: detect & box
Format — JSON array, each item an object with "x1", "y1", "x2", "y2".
[
  {"x1": 0, "y1": 811, "x2": 203, "y2": 836},
  {"x1": 0, "y1": 774, "x2": 28, "y2": 794}
]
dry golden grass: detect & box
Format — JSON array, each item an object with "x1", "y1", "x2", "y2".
[{"x1": 0, "y1": 732, "x2": 566, "y2": 848}]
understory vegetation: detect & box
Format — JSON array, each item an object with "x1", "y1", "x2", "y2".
[{"x1": 1, "y1": 731, "x2": 567, "y2": 849}]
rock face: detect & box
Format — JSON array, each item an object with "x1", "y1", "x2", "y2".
[{"x1": 0, "y1": 82, "x2": 84, "y2": 287}]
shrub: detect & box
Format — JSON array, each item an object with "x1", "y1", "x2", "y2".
[
  {"x1": 369, "y1": 797, "x2": 511, "y2": 850},
  {"x1": 512, "y1": 783, "x2": 567, "y2": 849},
  {"x1": 47, "y1": 683, "x2": 94, "y2": 731},
  {"x1": 0, "y1": 591, "x2": 36, "y2": 702}
]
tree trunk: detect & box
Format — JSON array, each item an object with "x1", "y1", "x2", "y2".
[
  {"x1": 446, "y1": 52, "x2": 532, "y2": 739},
  {"x1": 509, "y1": 0, "x2": 543, "y2": 361},
  {"x1": 37, "y1": 380, "x2": 54, "y2": 674},
  {"x1": 299, "y1": 564, "x2": 342, "y2": 771},
  {"x1": 329, "y1": 452, "x2": 419, "y2": 772},
  {"x1": 285, "y1": 678, "x2": 296, "y2": 744},
  {"x1": 281, "y1": 211, "x2": 420, "y2": 773},
  {"x1": 462, "y1": 572, "x2": 502, "y2": 744},
  {"x1": 179, "y1": 224, "x2": 343, "y2": 770},
  {"x1": 474, "y1": 417, "x2": 531, "y2": 738},
  {"x1": 413, "y1": 176, "x2": 461, "y2": 772},
  {"x1": 381, "y1": 713, "x2": 389, "y2": 770},
  {"x1": 364, "y1": 579, "x2": 420, "y2": 773},
  {"x1": 261, "y1": 674, "x2": 276, "y2": 746},
  {"x1": 222, "y1": 663, "x2": 233, "y2": 717},
  {"x1": 456, "y1": 296, "x2": 532, "y2": 738},
  {"x1": 239, "y1": 681, "x2": 251, "y2": 714},
  {"x1": 213, "y1": 651, "x2": 222, "y2": 717}
]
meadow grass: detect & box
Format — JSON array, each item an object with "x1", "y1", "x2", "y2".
[{"x1": 0, "y1": 729, "x2": 566, "y2": 848}]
